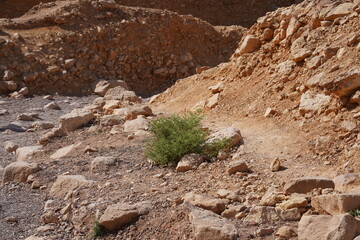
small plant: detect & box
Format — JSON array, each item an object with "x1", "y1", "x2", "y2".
[
  {"x1": 349, "y1": 209, "x2": 360, "y2": 217},
  {"x1": 145, "y1": 111, "x2": 231, "y2": 164},
  {"x1": 91, "y1": 221, "x2": 105, "y2": 239}
]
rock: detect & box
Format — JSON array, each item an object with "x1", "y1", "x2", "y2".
[
  {"x1": 17, "y1": 113, "x2": 35, "y2": 121},
  {"x1": 299, "y1": 91, "x2": 331, "y2": 115},
  {"x1": 185, "y1": 203, "x2": 238, "y2": 240},
  {"x1": 311, "y1": 194, "x2": 360, "y2": 215},
  {"x1": 16, "y1": 146, "x2": 42, "y2": 162},
  {"x1": 2, "y1": 162, "x2": 40, "y2": 184},
  {"x1": 264, "y1": 107, "x2": 277, "y2": 117},
  {"x1": 50, "y1": 144, "x2": 76, "y2": 160},
  {"x1": 4, "y1": 141, "x2": 18, "y2": 152},
  {"x1": 216, "y1": 189, "x2": 242, "y2": 202},
  {"x1": 209, "y1": 82, "x2": 224, "y2": 94},
  {"x1": 207, "y1": 127, "x2": 242, "y2": 148},
  {"x1": 91, "y1": 156, "x2": 117, "y2": 173},
  {"x1": 276, "y1": 226, "x2": 297, "y2": 238},
  {"x1": 277, "y1": 60, "x2": 296, "y2": 76},
  {"x1": 44, "y1": 102, "x2": 60, "y2": 110},
  {"x1": 350, "y1": 90, "x2": 360, "y2": 105},
  {"x1": 31, "y1": 121, "x2": 55, "y2": 130},
  {"x1": 277, "y1": 207, "x2": 302, "y2": 221},
  {"x1": 125, "y1": 106, "x2": 153, "y2": 120},
  {"x1": 99, "y1": 202, "x2": 151, "y2": 231},
  {"x1": 58, "y1": 108, "x2": 94, "y2": 134},
  {"x1": 279, "y1": 197, "x2": 308, "y2": 210},
  {"x1": 244, "y1": 206, "x2": 281, "y2": 225},
  {"x1": 306, "y1": 56, "x2": 322, "y2": 69},
  {"x1": 183, "y1": 192, "x2": 226, "y2": 214},
  {"x1": 298, "y1": 214, "x2": 360, "y2": 240},
  {"x1": 93, "y1": 79, "x2": 129, "y2": 97},
  {"x1": 206, "y1": 93, "x2": 220, "y2": 109},
  {"x1": 102, "y1": 100, "x2": 121, "y2": 112},
  {"x1": 270, "y1": 158, "x2": 281, "y2": 171},
  {"x1": 3, "y1": 70, "x2": 15, "y2": 81},
  {"x1": 284, "y1": 177, "x2": 334, "y2": 194},
  {"x1": 292, "y1": 48, "x2": 312, "y2": 62},
  {"x1": 41, "y1": 211, "x2": 58, "y2": 224},
  {"x1": 49, "y1": 175, "x2": 95, "y2": 197},
  {"x1": 123, "y1": 117, "x2": 149, "y2": 132},
  {"x1": 256, "y1": 227, "x2": 274, "y2": 237},
  {"x1": 333, "y1": 174, "x2": 358, "y2": 191},
  {"x1": 104, "y1": 86, "x2": 141, "y2": 103},
  {"x1": 100, "y1": 115, "x2": 124, "y2": 126},
  {"x1": 331, "y1": 69, "x2": 360, "y2": 97},
  {"x1": 286, "y1": 17, "x2": 302, "y2": 37},
  {"x1": 324, "y1": 2, "x2": 354, "y2": 21},
  {"x1": 25, "y1": 236, "x2": 45, "y2": 240},
  {"x1": 0, "y1": 109, "x2": 9, "y2": 115},
  {"x1": 176, "y1": 154, "x2": 204, "y2": 172},
  {"x1": 340, "y1": 121, "x2": 357, "y2": 132},
  {"x1": 227, "y1": 160, "x2": 249, "y2": 174},
  {"x1": 238, "y1": 35, "x2": 261, "y2": 54},
  {"x1": 306, "y1": 72, "x2": 326, "y2": 87}
]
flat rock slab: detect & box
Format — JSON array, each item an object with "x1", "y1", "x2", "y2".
[
  {"x1": 284, "y1": 177, "x2": 334, "y2": 194},
  {"x1": 311, "y1": 194, "x2": 360, "y2": 215},
  {"x1": 50, "y1": 144, "x2": 75, "y2": 160},
  {"x1": 49, "y1": 175, "x2": 95, "y2": 197},
  {"x1": 58, "y1": 108, "x2": 94, "y2": 133},
  {"x1": 227, "y1": 160, "x2": 249, "y2": 174},
  {"x1": 99, "y1": 202, "x2": 151, "y2": 231},
  {"x1": 183, "y1": 192, "x2": 226, "y2": 214},
  {"x1": 185, "y1": 203, "x2": 238, "y2": 240},
  {"x1": 16, "y1": 146, "x2": 42, "y2": 162},
  {"x1": 298, "y1": 214, "x2": 360, "y2": 240}
]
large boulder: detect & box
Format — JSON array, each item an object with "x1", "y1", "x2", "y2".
[
  {"x1": 284, "y1": 177, "x2": 334, "y2": 194},
  {"x1": 207, "y1": 127, "x2": 242, "y2": 148},
  {"x1": 311, "y1": 194, "x2": 360, "y2": 215},
  {"x1": 183, "y1": 192, "x2": 226, "y2": 214},
  {"x1": 185, "y1": 203, "x2": 238, "y2": 240},
  {"x1": 49, "y1": 175, "x2": 95, "y2": 197},
  {"x1": 58, "y1": 109, "x2": 94, "y2": 134},
  {"x1": 99, "y1": 202, "x2": 151, "y2": 231},
  {"x1": 2, "y1": 162, "x2": 40, "y2": 184},
  {"x1": 298, "y1": 214, "x2": 360, "y2": 240}
]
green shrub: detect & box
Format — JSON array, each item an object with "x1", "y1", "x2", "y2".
[
  {"x1": 349, "y1": 209, "x2": 360, "y2": 217},
  {"x1": 145, "y1": 111, "x2": 231, "y2": 164},
  {"x1": 91, "y1": 221, "x2": 105, "y2": 239}
]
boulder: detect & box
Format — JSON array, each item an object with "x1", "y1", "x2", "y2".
[
  {"x1": 50, "y1": 144, "x2": 76, "y2": 160},
  {"x1": 298, "y1": 214, "x2": 360, "y2": 240},
  {"x1": 292, "y1": 48, "x2": 312, "y2": 62},
  {"x1": 183, "y1": 192, "x2": 226, "y2": 214},
  {"x1": 270, "y1": 158, "x2": 281, "y2": 172},
  {"x1": 311, "y1": 194, "x2": 360, "y2": 215},
  {"x1": 4, "y1": 141, "x2": 18, "y2": 152},
  {"x1": 2, "y1": 162, "x2": 40, "y2": 184},
  {"x1": 279, "y1": 197, "x2": 308, "y2": 210},
  {"x1": 104, "y1": 86, "x2": 141, "y2": 103},
  {"x1": 324, "y1": 2, "x2": 354, "y2": 21},
  {"x1": 333, "y1": 173, "x2": 358, "y2": 191},
  {"x1": 306, "y1": 72, "x2": 326, "y2": 87},
  {"x1": 16, "y1": 146, "x2": 42, "y2": 162},
  {"x1": 331, "y1": 69, "x2": 360, "y2": 97},
  {"x1": 185, "y1": 203, "x2": 238, "y2": 240},
  {"x1": 238, "y1": 35, "x2": 261, "y2": 54},
  {"x1": 227, "y1": 160, "x2": 249, "y2": 174},
  {"x1": 99, "y1": 202, "x2": 151, "y2": 231},
  {"x1": 299, "y1": 91, "x2": 331, "y2": 115},
  {"x1": 276, "y1": 226, "x2": 297, "y2": 238},
  {"x1": 125, "y1": 106, "x2": 153, "y2": 120},
  {"x1": 176, "y1": 154, "x2": 204, "y2": 172},
  {"x1": 207, "y1": 127, "x2": 242, "y2": 148},
  {"x1": 244, "y1": 206, "x2": 281, "y2": 225},
  {"x1": 123, "y1": 117, "x2": 149, "y2": 132},
  {"x1": 49, "y1": 175, "x2": 95, "y2": 197},
  {"x1": 58, "y1": 108, "x2": 94, "y2": 133},
  {"x1": 284, "y1": 177, "x2": 334, "y2": 194},
  {"x1": 277, "y1": 60, "x2": 296, "y2": 76},
  {"x1": 93, "y1": 79, "x2": 129, "y2": 97},
  {"x1": 90, "y1": 156, "x2": 117, "y2": 173}
]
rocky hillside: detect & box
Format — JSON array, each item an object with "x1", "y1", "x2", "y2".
[{"x1": 1, "y1": 0, "x2": 360, "y2": 240}]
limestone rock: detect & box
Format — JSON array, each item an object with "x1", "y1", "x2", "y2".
[
  {"x1": 49, "y1": 175, "x2": 95, "y2": 197},
  {"x1": 292, "y1": 48, "x2": 312, "y2": 62},
  {"x1": 279, "y1": 197, "x2": 308, "y2": 210},
  {"x1": 238, "y1": 35, "x2": 261, "y2": 54},
  {"x1": 91, "y1": 156, "x2": 117, "y2": 173},
  {"x1": 277, "y1": 60, "x2": 296, "y2": 76},
  {"x1": 324, "y1": 2, "x2": 354, "y2": 21},
  {"x1": 125, "y1": 106, "x2": 153, "y2": 120},
  {"x1": 298, "y1": 214, "x2": 360, "y2": 240},
  {"x1": 331, "y1": 69, "x2": 360, "y2": 97},
  {"x1": 227, "y1": 160, "x2": 249, "y2": 174},
  {"x1": 99, "y1": 202, "x2": 151, "y2": 231},
  {"x1": 104, "y1": 86, "x2": 141, "y2": 103},
  {"x1": 244, "y1": 206, "x2": 281, "y2": 225},
  {"x1": 4, "y1": 141, "x2": 18, "y2": 152},
  {"x1": 311, "y1": 194, "x2": 360, "y2": 215},
  {"x1": 41, "y1": 211, "x2": 59, "y2": 224},
  {"x1": 183, "y1": 192, "x2": 226, "y2": 214},
  {"x1": 16, "y1": 146, "x2": 42, "y2": 162},
  {"x1": 333, "y1": 174, "x2": 358, "y2": 191},
  {"x1": 284, "y1": 177, "x2": 334, "y2": 194},
  {"x1": 209, "y1": 82, "x2": 224, "y2": 94},
  {"x1": 299, "y1": 91, "x2": 331, "y2": 115},
  {"x1": 93, "y1": 79, "x2": 129, "y2": 97},
  {"x1": 207, "y1": 127, "x2": 242, "y2": 148},
  {"x1": 2, "y1": 162, "x2": 40, "y2": 184},
  {"x1": 32, "y1": 121, "x2": 55, "y2": 130},
  {"x1": 185, "y1": 203, "x2": 238, "y2": 240},
  {"x1": 44, "y1": 102, "x2": 60, "y2": 110},
  {"x1": 50, "y1": 144, "x2": 76, "y2": 160},
  {"x1": 58, "y1": 108, "x2": 94, "y2": 134},
  {"x1": 176, "y1": 154, "x2": 204, "y2": 172},
  {"x1": 206, "y1": 93, "x2": 220, "y2": 109},
  {"x1": 350, "y1": 90, "x2": 360, "y2": 105},
  {"x1": 123, "y1": 117, "x2": 149, "y2": 132},
  {"x1": 270, "y1": 158, "x2": 281, "y2": 171},
  {"x1": 276, "y1": 226, "x2": 297, "y2": 238}
]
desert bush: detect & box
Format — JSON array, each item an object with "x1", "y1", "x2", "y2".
[
  {"x1": 145, "y1": 111, "x2": 230, "y2": 164},
  {"x1": 91, "y1": 221, "x2": 105, "y2": 239},
  {"x1": 349, "y1": 209, "x2": 360, "y2": 217}
]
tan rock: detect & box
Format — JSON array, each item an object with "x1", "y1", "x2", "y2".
[
  {"x1": 93, "y1": 79, "x2": 129, "y2": 97},
  {"x1": 350, "y1": 90, "x2": 360, "y2": 105},
  {"x1": 292, "y1": 48, "x2": 312, "y2": 62},
  {"x1": 58, "y1": 108, "x2": 94, "y2": 134},
  {"x1": 104, "y1": 86, "x2": 141, "y2": 103},
  {"x1": 125, "y1": 106, "x2": 153, "y2": 120},
  {"x1": 276, "y1": 226, "x2": 297, "y2": 238},
  {"x1": 103, "y1": 100, "x2": 121, "y2": 111},
  {"x1": 183, "y1": 192, "x2": 226, "y2": 214},
  {"x1": 299, "y1": 91, "x2": 331, "y2": 115},
  {"x1": 324, "y1": 2, "x2": 354, "y2": 21},
  {"x1": 41, "y1": 211, "x2": 59, "y2": 224},
  {"x1": 2, "y1": 162, "x2": 40, "y2": 184},
  {"x1": 206, "y1": 93, "x2": 220, "y2": 109},
  {"x1": 15, "y1": 146, "x2": 42, "y2": 162},
  {"x1": 284, "y1": 177, "x2": 334, "y2": 194},
  {"x1": 50, "y1": 144, "x2": 75, "y2": 160},
  {"x1": 176, "y1": 154, "x2": 204, "y2": 172},
  {"x1": 227, "y1": 160, "x2": 249, "y2": 175},
  {"x1": 311, "y1": 194, "x2": 360, "y2": 215},
  {"x1": 185, "y1": 203, "x2": 238, "y2": 240},
  {"x1": 99, "y1": 202, "x2": 151, "y2": 231},
  {"x1": 298, "y1": 214, "x2": 360, "y2": 240},
  {"x1": 123, "y1": 117, "x2": 149, "y2": 132},
  {"x1": 270, "y1": 158, "x2": 281, "y2": 171},
  {"x1": 333, "y1": 173, "x2": 358, "y2": 191},
  {"x1": 49, "y1": 175, "x2": 95, "y2": 197},
  {"x1": 244, "y1": 206, "x2": 281, "y2": 225},
  {"x1": 238, "y1": 35, "x2": 261, "y2": 54},
  {"x1": 279, "y1": 197, "x2": 308, "y2": 210},
  {"x1": 207, "y1": 127, "x2": 242, "y2": 148},
  {"x1": 209, "y1": 82, "x2": 224, "y2": 94},
  {"x1": 90, "y1": 156, "x2": 117, "y2": 173},
  {"x1": 4, "y1": 141, "x2": 18, "y2": 152}
]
